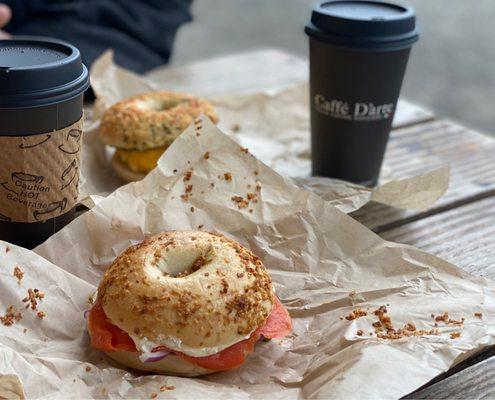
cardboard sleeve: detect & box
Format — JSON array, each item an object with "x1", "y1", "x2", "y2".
[{"x1": 0, "y1": 119, "x2": 82, "y2": 223}]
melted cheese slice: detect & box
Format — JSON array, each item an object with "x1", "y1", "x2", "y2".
[{"x1": 116, "y1": 147, "x2": 166, "y2": 172}]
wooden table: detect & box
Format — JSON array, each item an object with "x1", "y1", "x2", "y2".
[{"x1": 150, "y1": 50, "x2": 495, "y2": 398}]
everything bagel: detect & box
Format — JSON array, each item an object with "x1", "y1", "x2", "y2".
[
  {"x1": 99, "y1": 92, "x2": 218, "y2": 182},
  {"x1": 88, "y1": 231, "x2": 292, "y2": 376}
]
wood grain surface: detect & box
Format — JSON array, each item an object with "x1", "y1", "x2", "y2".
[
  {"x1": 380, "y1": 195, "x2": 495, "y2": 279},
  {"x1": 405, "y1": 351, "x2": 495, "y2": 399},
  {"x1": 353, "y1": 119, "x2": 495, "y2": 231}
]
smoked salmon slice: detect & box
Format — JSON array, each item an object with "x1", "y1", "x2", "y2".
[
  {"x1": 88, "y1": 302, "x2": 137, "y2": 352},
  {"x1": 258, "y1": 296, "x2": 293, "y2": 339},
  {"x1": 88, "y1": 296, "x2": 292, "y2": 370}
]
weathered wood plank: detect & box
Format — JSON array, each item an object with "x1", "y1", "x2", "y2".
[
  {"x1": 380, "y1": 195, "x2": 495, "y2": 279},
  {"x1": 353, "y1": 119, "x2": 495, "y2": 231},
  {"x1": 405, "y1": 352, "x2": 495, "y2": 399}
]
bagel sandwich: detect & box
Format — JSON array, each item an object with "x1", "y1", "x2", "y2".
[
  {"x1": 86, "y1": 231, "x2": 292, "y2": 376},
  {"x1": 99, "y1": 92, "x2": 218, "y2": 182}
]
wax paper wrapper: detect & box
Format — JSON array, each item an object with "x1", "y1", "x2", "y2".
[
  {"x1": 0, "y1": 116, "x2": 492, "y2": 399},
  {"x1": 79, "y1": 52, "x2": 449, "y2": 214}
]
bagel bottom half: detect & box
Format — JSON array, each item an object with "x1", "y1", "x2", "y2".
[
  {"x1": 104, "y1": 349, "x2": 218, "y2": 377},
  {"x1": 89, "y1": 329, "x2": 218, "y2": 376},
  {"x1": 111, "y1": 153, "x2": 147, "y2": 183}
]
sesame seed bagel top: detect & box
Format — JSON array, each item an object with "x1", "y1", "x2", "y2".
[
  {"x1": 99, "y1": 91, "x2": 218, "y2": 151},
  {"x1": 98, "y1": 231, "x2": 274, "y2": 356}
]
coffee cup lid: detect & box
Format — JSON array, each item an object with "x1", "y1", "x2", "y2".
[
  {"x1": 0, "y1": 36, "x2": 90, "y2": 108},
  {"x1": 305, "y1": 0, "x2": 419, "y2": 51}
]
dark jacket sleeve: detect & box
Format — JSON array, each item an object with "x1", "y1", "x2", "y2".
[{"x1": 4, "y1": 0, "x2": 193, "y2": 73}]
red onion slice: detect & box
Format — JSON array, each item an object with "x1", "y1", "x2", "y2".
[{"x1": 139, "y1": 349, "x2": 171, "y2": 363}]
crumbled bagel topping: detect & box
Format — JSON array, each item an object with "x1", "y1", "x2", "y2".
[
  {"x1": 341, "y1": 305, "x2": 465, "y2": 340},
  {"x1": 22, "y1": 288, "x2": 45, "y2": 310},
  {"x1": 232, "y1": 192, "x2": 258, "y2": 210},
  {"x1": 343, "y1": 308, "x2": 367, "y2": 321},
  {"x1": 0, "y1": 305, "x2": 22, "y2": 326},
  {"x1": 13, "y1": 266, "x2": 24, "y2": 284},
  {"x1": 183, "y1": 170, "x2": 192, "y2": 182}
]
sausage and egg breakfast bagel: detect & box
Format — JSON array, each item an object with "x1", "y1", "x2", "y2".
[
  {"x1": 99, "y1": 92, "x2": 218, "y2": 182},
  {"x1": 87, "y1": 231, "x2": 292, "y2": 376}
]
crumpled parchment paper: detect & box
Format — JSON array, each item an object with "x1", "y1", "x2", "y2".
[
  {"x1": 79, "y1": 52, "x2": 449, "y2": 214},
  {"x1": 0, "y1": 116, "x2": 490, "y2": 399}
]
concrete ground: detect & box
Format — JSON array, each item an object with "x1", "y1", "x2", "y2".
[{"x1": 173, "y1": 0, "x2": 495, "y2": 136}]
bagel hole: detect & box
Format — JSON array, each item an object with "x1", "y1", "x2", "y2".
[
  {"x1": 152, "y1": 244, "x2": 213, "y2": 278},
  {"x1": 137, "y1": 98, "x2": 185, "y2": 112}
]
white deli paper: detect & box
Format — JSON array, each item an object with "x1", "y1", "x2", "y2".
[
  {"x1": 79, "y1": 52, "x2": 449, "y2": 214},
  {"x1": 0, "y1": 117, "x2": 491, "y2": 399}
]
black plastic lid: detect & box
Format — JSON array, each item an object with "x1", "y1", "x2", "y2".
[
  {"x1": 0, "y1": 36, "x2": 90, "y2": 108},
  {"x1": 305, "y1": 0, "x2": 418, "y2": 51}
]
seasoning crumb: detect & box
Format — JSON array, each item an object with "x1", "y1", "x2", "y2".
[
  {"x1": 190, "y1": 206, "x2": 195, "y2": 212},
  {"x1": 160, "y1": 385, "x2": 175, "y2": 391},
  {"x1": 241, "y1": 147, "x2": 249, "y2": 154},
  {"x1": 23, "y1": 328, "x2": 27, "y2": 334},
  {"x1": 224, "y1": 172, "x2": 232, "y2": 181},
  {"x1": 356, "y1": 329, "x2": 364, "y2": 336},
  {"x1": 435, "y1": 312, "x2": 449, "y2": 322},
  {"x1": 37, "y1": 311, "x2": 46, "y2": 319},
  {"x1": 204, "y1": 151, "x2": 210, "y2": 159},
  {"x1": 23, "y1": 288, "x2": 44, "y2": 311},
  {"x1": 254, "y1": 170, "x2": 259, "y2": 175},
  {"x1": 433, "y1": 312, "x2": 465, "y2": 325},
  {"x1": 450, "y1": 331, "x2": 461, "y2": 339},
  {"x1": 232, "y1": 123, "x2": 241, "y2": 132},
  {"x1": 150, "y1": 393, "x2": 158, "y2": 399},
  {"x1": 85, "y1": 366, "x2": 91, "y2": 372},
  {"x1": 13, "y1": 266, "x2": 24, "y2": 283},
  {"x1": 173, "y1": 169, "x2": 178, "y2": 173},
  {"x1": 183, "y1": 170, "x2": 193, "y2": 182},
  {"x1": 474, "y1": 312, "x2": 483, "y2": 319},
  {"x1": 344, "y1": 308, "x2": 367, "y2": 321},
  {"x1": 210, "y1": 182, "x2": 215, "y2": 188},
  {"x1": 198, "y1": 224, "x2": 204, "y2": 229},
  {"x1": 0, "y1": 305, "x2": 22, "y2": 326},
  {"x1": 5, "y1": 246, "x2": 10, "y2": 253}
]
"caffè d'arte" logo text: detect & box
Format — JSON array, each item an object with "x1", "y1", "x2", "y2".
[{"x1": 314, "y1": 94, "x2": 394, "y2": 121}]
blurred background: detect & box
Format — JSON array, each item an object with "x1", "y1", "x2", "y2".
[
  {"x1": 2, "y1": 0, "x2": 491, "y2": 135},
  {"x1": 172, "y1": 0, "x2": 494, "y2": 136}
]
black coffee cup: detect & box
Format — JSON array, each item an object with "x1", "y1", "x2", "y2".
[
  {"x1": 0, "y1": 37, "x2": 89, "y2": 248},
  {"x1": 305, "y1": 0, "x2": 418, "y2": 186}
]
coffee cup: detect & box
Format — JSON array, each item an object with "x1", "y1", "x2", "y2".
[
  {"x1": 0, "y1": 37, "x2": 89, "y2": 248},
  {"x1": 305, "y1": 0, "x2": 418, "y2": 186}
]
